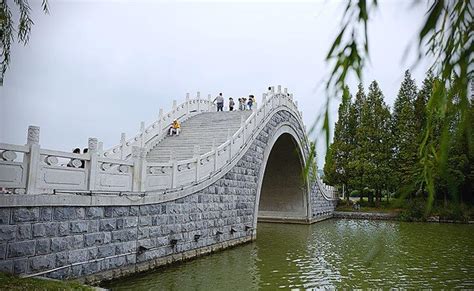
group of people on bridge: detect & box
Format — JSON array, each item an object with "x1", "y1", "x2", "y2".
[
  {"x1": 167, "y1": 92, "x2": 255, "y2": 137},
  {"x1": 213, "y1": 93, "x2": 256, "y2": 112}
]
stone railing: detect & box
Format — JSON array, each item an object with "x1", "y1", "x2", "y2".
[
  {"x1": 0, "y1": 129, "x2": 136, "y2": 195},
  {"x1": 0, "y1": 86, "x2": 338, "y2": 199},
  {"x1": 103, "y1": 93, "x2": 215, "y2": 160},
  {"x1": 316, "y1": 176, "x2": 339, "y2": 200}
]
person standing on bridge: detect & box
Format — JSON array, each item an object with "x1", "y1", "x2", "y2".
[
  {"x1": 229, "y1": 98, "x2": 235, "y2": 111},
  {"x1": 247, "y1": 95, "x2": 255, "y2": 110},
  {"x1": 214, "y1": 93, "x2": 224, "y2": 112}
]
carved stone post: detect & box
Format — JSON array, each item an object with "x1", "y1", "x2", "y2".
[
  {"x1": 171, "y1": 161, "x2": 177, "y2": 189},
  {"x1": 284, "y1": 88, "x2": 288, "y2": 95},
  {"x1": 98, "y1": 141, "x2": 104, "y2": 157},
  {"x1": 132, "y1": 146, "x2": 146, "y2": 192},
  {"x1": 262, "y1": 93, "x2": 267, "y2": 117},
  {"x1": 88, "y1": 138, "x2": 98, "y2": 191},
  {"x1": 197, "y1": 92, "x2": 201, "y2": 112},
  {"x1": 170, "y1": 149, "x2": 177, "y2": 188},
  {"x1": 26, "y1": 125, "x2": 40, "y2": 194},
  {"x1": 158, "y1": 108, "x2": 164, "y2": 131},
  {"x1": 172, "y1": 100, "x2": 177, "y2": 111},
  {"x1": 227, "y1": 129, "x2": 232, "y2": 162},
  {"x1": 194, "y1": 145, "x2": 200, "y2": 183},
  {"x1": 186, "y1": 93, "x2": 190, "y2": 115},
  {"x1": 120, "y1": 133, "x2": 126, "y2": 159},
  {"x1": 240, "y1": 115, "x2": 245, "y2": 144},
  {"x1": 212, "y1": 139, "x2": 217, "y2": 172},
  {"x1": 207, "y1": 94, "x2": 212, "y2": 111},
  {"x1": 140, "y1": 121, "x2": 145, "y2": 147},
  {"x1": 277, "y1": 85, "x2": 281, "y2": 94}
]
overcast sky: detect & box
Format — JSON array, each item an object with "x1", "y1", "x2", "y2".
[{"x1": 0, "y1": 0, "x2": 432, "y2": 166}]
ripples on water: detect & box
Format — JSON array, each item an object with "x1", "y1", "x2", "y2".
[{"x1": 104, "y1": 220, "x2": 474, "y2": 290}]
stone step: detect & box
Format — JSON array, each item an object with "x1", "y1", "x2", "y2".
[{"x1": 146, "y1": 111, "x2": 252, "y2": 163}]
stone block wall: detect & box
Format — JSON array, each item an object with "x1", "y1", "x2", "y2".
[{"x1": 0, "y1": 109, "x2": 335, "y2": 282}]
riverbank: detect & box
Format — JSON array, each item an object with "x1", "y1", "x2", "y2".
[
  {"x1": 333, "y1": 210, "x2": 474, "y2": 224},
  {"x1": 333, "y1": 211, "x2": 399, "y2": 220},
  {"x1": 0, "y1": 272, "x2": 97, "y2": 290}
]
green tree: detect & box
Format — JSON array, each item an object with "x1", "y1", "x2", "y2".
[
  {"x1": 324, "y1": 87, "x2": 354, "y2": 201},
  {"x1": 354, "y1": 81, "x2": 392, "y2": 205},
  {"x1": 347, "y1": 83, "x2": 367, "y2": 200},
  {"x1": 392, "y1": 70, "x2": 419, "y2": 197}
]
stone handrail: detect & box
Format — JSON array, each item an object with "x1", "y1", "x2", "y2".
[
  {"x1": 0, "y1": 134, "x2": 136, "y2": 194},
  {"x1": 0, "y1": 85, "x2": 337, "y2": 202},
  {"x1": 103, "y1": 94, "x2": 216, "y2": 160},
  {"x1": 316, "y1": 176, "x2": 339, "y2": 200}
]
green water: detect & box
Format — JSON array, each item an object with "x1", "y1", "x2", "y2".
[{"x1": 104, "y1": 219, "x2": 474, "y2": 290}]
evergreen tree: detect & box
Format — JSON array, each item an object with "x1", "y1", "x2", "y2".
[
  {"x1": 347, "y1": 84, "x2": 367, "y2": 199},
  {"x1": 355, "y1": 81, "x2": 392, "y2": 205},
  {"x1": 392, "y1": 70, "x2": 418, "y2": 197},
  {"x1": 324, "y1": 87, "x2": 354, "y2": 201}
]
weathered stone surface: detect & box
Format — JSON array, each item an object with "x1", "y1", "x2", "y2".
[
  {"x1": 0, "y1": 261, "x2": 13, "y2": 273},
  {"x1": 97, "y1": 245, "x2": 115, "y2": 258},
  {"x1": 16, "y1": 224, "x2": 32, "y2": 240},
  {"x1": 53, "y1": 207, "x2": 82, "y2": 221},
  {"x1": 12, "y1": 208, "x2": 39, "y2": 223},
  {"x1": 105, "y1": 207, "x2": 129, "y2": 218},
  {"x1": 13, "y1": 258, "x2": 28, "y2": 274},
  {"x1": 30, "y1": 254, "x2": 55, "y2": 272},
  {"x1": 70, "y1": 221, "x2": 88, "y2": 233},
  {"x1": 35, "y1": 238, "x2": 51, "y2": 255},
  {"x1": 0, "y1": 243, "x2": 6, "y2": 260},
  {"x1": 68, "y1": 249, "x2": 88, "y2": 264},
  {"x1": 111, "y1": 229, "x2": 136, "y2": 243},
  {"x1": 0, "y1": 209, "x2": 10, "y2": 224},
  {"x1": 58, "y1": 222, "x2": 69, "y2": 236},
  {"x1": 0, "y1": 225, "x2": 16, "y2": 242},
  {"x1": 116, "y1": 217, "x2": 138, "y2": 229},
  {"x1": 86, "y1": 207, "x2": 104, "y2": 219},
  {"x1": 33, "y1": 223, "x2": 57, "y2": 237},
  {"x1": 39, "y1": 208, "x2": 53, "y2": 222},
  {"x1": 7, "y1": 240, "x2": 35, "y2": 258},
  {"x1": 99, "y1": 219, "x2": 116, "y2": 231},
  {"x1": 84, "y1": 233, "x2": 107, "y2": 247}
]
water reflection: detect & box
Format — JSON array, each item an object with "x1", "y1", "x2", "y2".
[{"x1": 104, "y1": 220, "x2": 474, "y2": 290}]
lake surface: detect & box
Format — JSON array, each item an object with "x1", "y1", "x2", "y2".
[{"x1": 104, "y1": 219, "x2": 474, "y2": 290}]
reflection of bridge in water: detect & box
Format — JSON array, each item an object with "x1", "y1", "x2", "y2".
[{"x1": 0, "y1": 85, "x2": 337, "y2": 283}]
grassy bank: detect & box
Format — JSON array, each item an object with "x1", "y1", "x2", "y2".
[
  {"x1": 336, "y1": 197, "x2": 474, "y2": 222},
  {"x1": 0, "y1": 272, "x2": 94, "y2": 290}
]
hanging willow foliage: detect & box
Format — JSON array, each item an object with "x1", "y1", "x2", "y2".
[
  {"x1": 0, "y1": 0, "x2": 48, "y2": 85},
  {"x1": 318, "y1": 0, "x2": 473, "y2": 212}
]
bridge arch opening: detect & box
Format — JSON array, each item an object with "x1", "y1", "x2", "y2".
[{"x1": 257, "y1": 132, "x2": 308, "y2": 223}]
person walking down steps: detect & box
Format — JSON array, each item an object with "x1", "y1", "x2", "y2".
[
  {"x1": 229, "y1": 98, "x2": 235, "y2": 111},
  {"x1": 214, "y1": 93, "x2": 224, "y2": 111}
]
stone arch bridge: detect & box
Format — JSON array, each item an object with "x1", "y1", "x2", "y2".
[{"x1": 0, "y1": 86, "x2": 337, "y2": 283}]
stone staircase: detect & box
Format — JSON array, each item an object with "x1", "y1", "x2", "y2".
[{"x1": 147, "y1": 111, "x2": 252, "y2": 162}]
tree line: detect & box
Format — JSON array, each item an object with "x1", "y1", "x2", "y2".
[{"x1": 323, "y1": 70, "x2": 473, "y2": 208}]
